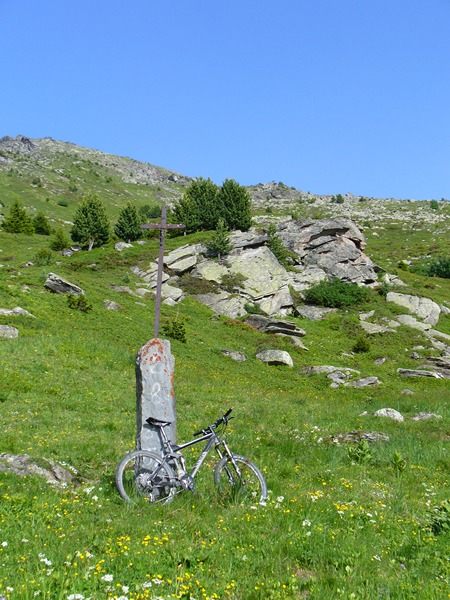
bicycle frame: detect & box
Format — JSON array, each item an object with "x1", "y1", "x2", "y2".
[{"x1": 159, "y1": 425, "x2": 233, "y2": 482}]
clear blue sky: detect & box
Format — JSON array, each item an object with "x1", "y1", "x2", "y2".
[{"x1": 1, "y1": 0, "x2": 449, "y2": 200}]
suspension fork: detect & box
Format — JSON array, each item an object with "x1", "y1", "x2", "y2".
[{"x1": 215, "y1": 439, "x2": 243, "y2": 481}]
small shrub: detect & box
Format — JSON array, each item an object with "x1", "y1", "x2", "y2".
[
  {"x1": 391, "y1": 451, "x2": 406, "y2": 473},
  {"x1": 303, "y1": 279, "x2": 370, "y2": 308},
  {"x1": 220, "y1": 272, "x2": 248, "y2": 293},
  {"x1": 33, "y1": 248, "x2": 53, "y2": 266},
  {"x1": 266, "y1": 224, "x2": 290, "y2": 266},
  {"x1": 244, "y1": 302, "x2": 262, "y2": 314},
  {"x1": 332, "y1": 194, "x2": 345, "y2": 204},
  {"x1": 352, "y1": 336, "x2": 370, "y2": 353},
  {"x1": 429, "y1": 500, "x2": 450, "y2": 535},
  {"x1": 161, "y1": 317, "x2": 187, "y2": 343},
  {"x1": 430, "y1": 199, "x2": 439, "y2": 210},
  {"x1": 178, "y1": 273, "x2": 218, "y2": 295},
  {"x1": 66, "y1": 293, "x2": 92, "y2": 313},
  {"x1": 426, "y1": 257, "x2": 450, "y2": 279},
  {"x1": 57, "y1": 199, "x2": 69, "y2": 207},
  {"x1": 347, "y1": 440, "x2": 372, "y2": 464},
  {"x1": 50, "y1": 228, "x2": 71, "y2": 251},
  {"x1": 377, "y1": 282, "x2": 390, "y2": 297}
]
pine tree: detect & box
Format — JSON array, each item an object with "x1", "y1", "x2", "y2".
[
  {"x1": 206, "y1": 218, "x2": 232, "y2": 258},
  {"x1": 2, "y1": 199, "x2": 35, "y2": 234},
  {"x1": 71, "y1": 194, "x2": 110, "y2": 250},
  {"x1": 114, "y1": 202, "x2": 142, "y2": 241},
  {"x1": 172, "y1": 177, "x2": 220, "y2": 232},
  {"x1": 33, "y1": 211, "x2": 53, "y2": 236},
  {"x1": 50, "y1": 227, "x2": 71, "y2": 251},
  {"x1": 267, "y1": 224, "x2": 289, "y2": 266},
  {"x1": 218, "y1": 179, "x2": 252, "y2": 231}
]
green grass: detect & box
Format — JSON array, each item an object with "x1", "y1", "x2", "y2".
[{"x1": 1, "y1": 223, "x2": 449, "y2": 599}]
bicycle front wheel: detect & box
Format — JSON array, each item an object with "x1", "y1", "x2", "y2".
[
  {"x1": 116, "y1": 450, "x2": 175, "y2": 504},
  {"x1": 214, "y1": 454, "x2": 267, "y2": 504}
]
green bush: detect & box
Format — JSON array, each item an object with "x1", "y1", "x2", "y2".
[
  {"x1": 429, "y1": 500, "x2": 450, "y2": 535},
  {"x1": 33, "y1": 212, "x2": 53, "y2": 236},
  {"x1": 266, "y1": 224, "x2": 290, "y2": 266},
  {"x1": 244, "y1": 302, "x2": 262, "y2": 314},
  {"x1": 426, "y1": 257, "x2": 450, "y2": 279},
  {"x1": 352, "y1": 336, "x2": 370, "y2": 353},
  {"x1": 220, "y1": 272, "x2": 248, "y2": 293},
  {"x1": 66, "y1": 293, "x2": 92, "y2": 313},
  {"x1": 50, "y1": 228, "x2": 71, "y2": 251},
  {"x1": 303, "y1": 279, "x2": 370, "y2": 308},
  {"x1": 33, "y1": 248, "x2": 53, "y2": 266},
  {"x1": 161, "y1": 317, "x2": 187, "y2": 343},
  {"x1": 178, "y1": 273, "x2": 218, "y2": 295}
]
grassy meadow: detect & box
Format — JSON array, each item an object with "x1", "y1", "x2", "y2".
[{"x1": 0, "y1": 219, "x2": 449, "y2": 599}]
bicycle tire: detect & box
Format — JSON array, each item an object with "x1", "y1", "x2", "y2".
[
  {"x1": 214, "y1": 454, "x2": 268, "y2": 504},
  {"x1": 116, "y1": 450, "x2": 176, "y2": 504}
]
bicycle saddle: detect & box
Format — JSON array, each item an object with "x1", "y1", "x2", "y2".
[{"x1": 146, "y1": 416, "x2": 172, "y2": 427}]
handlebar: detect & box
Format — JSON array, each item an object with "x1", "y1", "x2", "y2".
[{"x1": 193, "y1": 408, "x2": 233, "y2": 437}]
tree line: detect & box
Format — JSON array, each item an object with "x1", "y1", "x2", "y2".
[{"x1": 0, "y1": 176, "x2": 253, "y2": 250}]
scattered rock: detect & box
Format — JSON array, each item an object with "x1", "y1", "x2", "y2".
[
  {"x1": 397, "y1": 368, "x2": 445, "y2": 379},
  {"x1": 374, "y1": 357, "x2": 386, "y2": 365},
  {"x1": 295, "y1": 305, "x2": 338, "y2": 320},
  {"x1": 0, "y1": 325, "x2": 19, "y2": 339},
  {"x1": 103, "y1": 300, "x2": 121, "y2": 310},
  {"x1": 0, "y1": 306, "x2": 35, "y2": 318},
  {"x1": 345, "y1": 376, "x2": 381, "y2": 388},
  {"x1": 115, "y1": 242, "x2": 133, "y2": 251},
  {"x1": 360, "y1": 321, "x2": 394, "y2": 334},
  {"x1": 401, "y1": 388, "x2": 415, "y2": 395},
  {"x1": 44, "y1": 272, "x2": 84, "y2": 295},
  {"x1": 373, "y1": 408, "x2": 404, "y2": 422},
  {"x1": 193, "y1": 291, "x2": 247, "y2": 319},
  {"x1": 0, "y1": 453, "x2": 78, "y2": 487},
  {"x1": 245, "y1": 314, "x2": 306, "y2": 337},
  {"x1": 161, "y1": 283, "x2": 184, "y2": 302},
  {"x1": 324, "y1": 431, "x2": 390, "y2": 445},
  {"x1": 411, "y1": 412, "x2": 442, "y2": 421},
  {"x1": 110, "y1": 285, "x2": 143, "y2": 298},
  {"x1": 221, "y1": 350, "x2": 246, "y2": 362},
  {"x1": 302, "y1": 365, "x2": 360, "y2": 376},
  {"x1": 256, "y1": 349, "x2": 293, "y2": 367},
  {"x1": 396, "y1": 314, "x2": 432, "y2": 331}
]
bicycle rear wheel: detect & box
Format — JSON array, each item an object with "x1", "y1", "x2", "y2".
[
  {"x1": 116, "y1": 450, "x2": 175, "y2": 504},
  {"x1": 214, "y1": 454, "x2": 267, "y2": 504}
]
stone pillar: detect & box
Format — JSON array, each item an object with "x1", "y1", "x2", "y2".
[{"x1": 136, "y1": 338, "x2": 177, "y2": 455}]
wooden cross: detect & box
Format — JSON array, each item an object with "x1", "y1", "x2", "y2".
[{"x1": 141, "y1": 205, "x2": 185, "y2": 338}]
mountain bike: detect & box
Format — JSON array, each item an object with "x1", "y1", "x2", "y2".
[{"x1": 116, "y1": 408, "x2": 267, "y2": 505}]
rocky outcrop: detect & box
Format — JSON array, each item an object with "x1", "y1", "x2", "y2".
[
  {"x1": 277, "y1": 218, "x2": 378, "y2": 284},
  {"x1": 386, "y1": 292, "x2": 441, "y2": 326}
]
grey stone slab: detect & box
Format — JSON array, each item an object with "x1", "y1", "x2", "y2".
[{"x1": 136, "y1": 339, "x2": 177, "y2": 456}]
